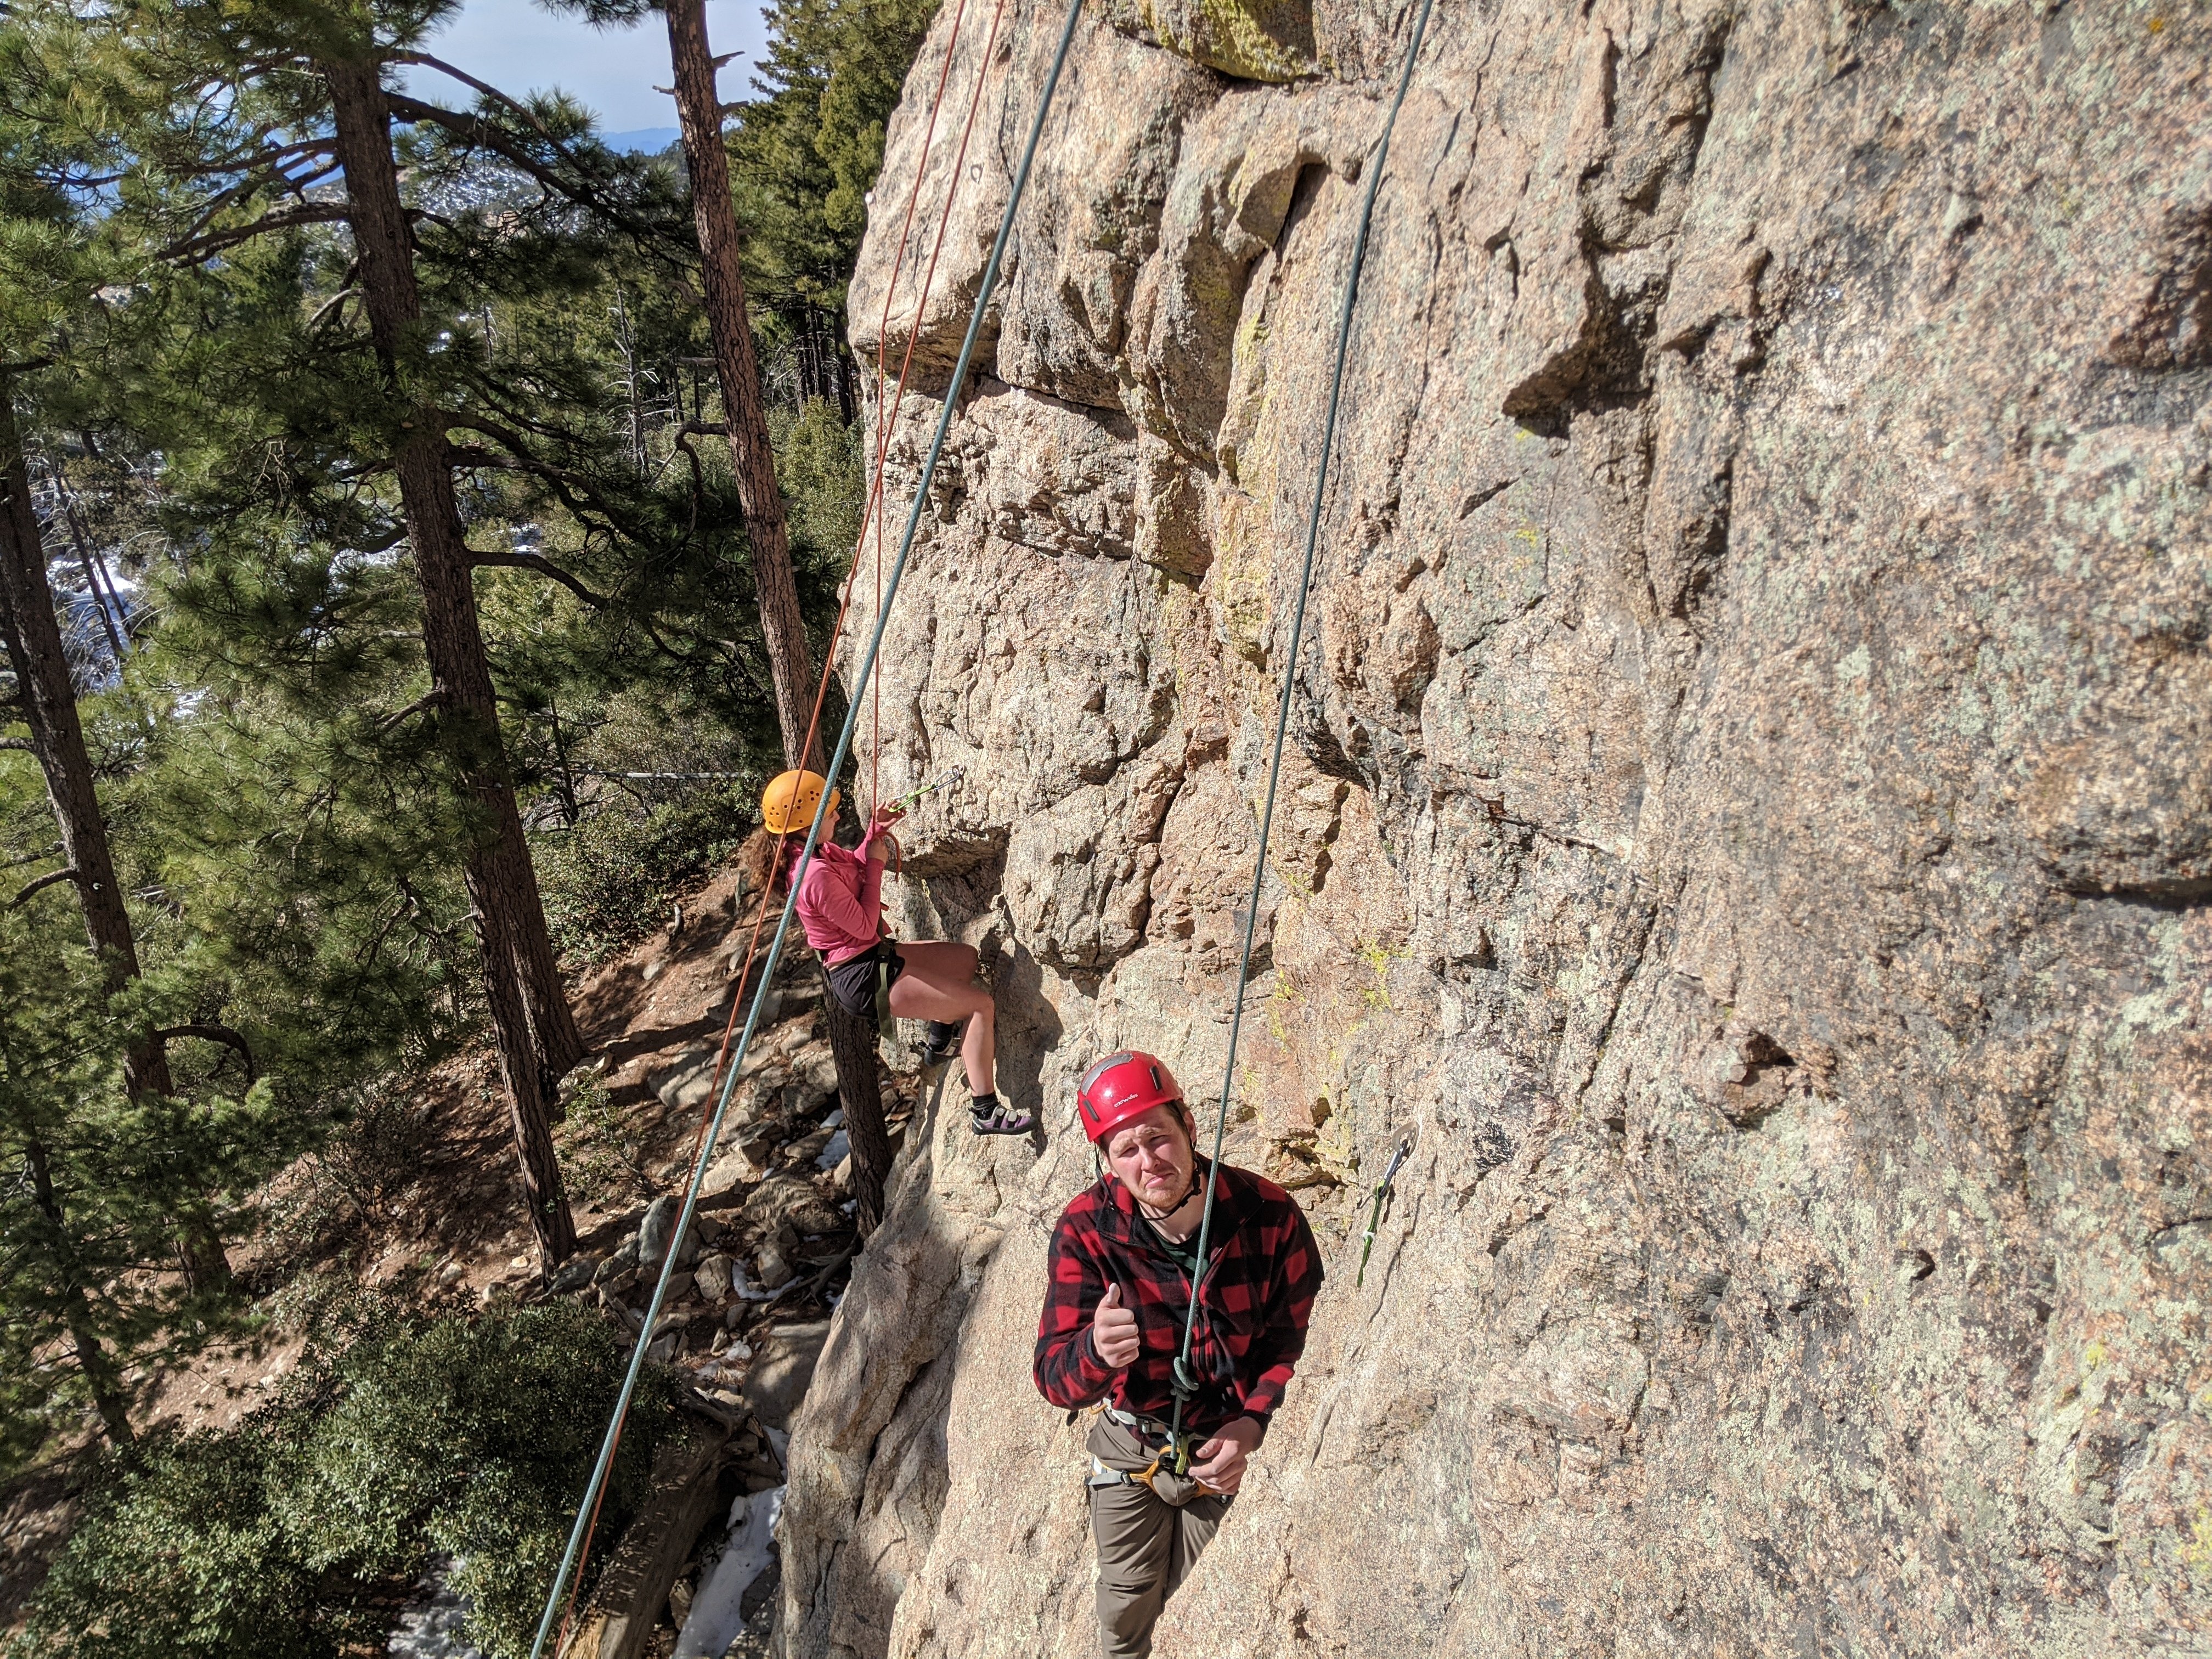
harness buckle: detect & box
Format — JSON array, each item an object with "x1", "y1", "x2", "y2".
[{"x1": 1089, "y1": 1410, "x2": 1224, "y2": 1496}]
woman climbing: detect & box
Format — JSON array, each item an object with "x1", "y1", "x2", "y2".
[{"x1": 759, "y1": 769, "x2": 1035, "y2": 1136}]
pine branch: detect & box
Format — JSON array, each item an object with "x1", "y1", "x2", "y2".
[
  {"x1": 442, "y1": 415, "x2": 641, "y2": 538},
  {"x1": 8, "y1": 867, "x2": 79, "y2": 909},
  {"x1": 386, "y1": 54, "x2": 559, "y2": 144},
  {"x1": 171, "y1": 148, "x2": 338, "y2": 251},
  {"x1": 304, "y1": 285, "x2": 359, "y2": 333},
  {"x1": 384, "y1": 95, "x2": 665, "y2": 246},
  {"x1": 469, "y1": 551, "x2": 608, "y2": 608},
  {"x1": 377, "y1": 690, "x2": 446, "y2": 731},
  {"x1": 153, "y1": 1023, "x2": 258, "y2": 1085},
  {"x1": 163, "y1": 203, "x2": 350, "y2": 265}
]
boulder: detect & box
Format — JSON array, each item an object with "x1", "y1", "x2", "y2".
[
  {"x1": 738, "y1": 1321, "x2": 832, "y2": 1432},
  {"x1": 636, "y1": 1195, "x2": 701, "y2": 1270},
  {"x1": 694, "y1": 1253, "x2": 733, "y2": 1304}
]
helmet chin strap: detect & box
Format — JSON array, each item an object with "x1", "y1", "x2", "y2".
[{"x1": 1136, "y1": 1169, "x2": 1201, "y2": 1223}]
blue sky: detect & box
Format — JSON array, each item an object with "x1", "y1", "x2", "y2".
[{"x1": 403, "y1": 0, "x2": 775, "y2": 139}]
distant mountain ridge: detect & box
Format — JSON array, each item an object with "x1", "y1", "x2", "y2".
[{"x1": 604, "y1": 127, "x2": 680, "y2": 154}]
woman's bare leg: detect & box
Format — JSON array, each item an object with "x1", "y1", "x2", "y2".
[{"x1": 886, "y1": 941, "x2": 996, "y2": 1096}]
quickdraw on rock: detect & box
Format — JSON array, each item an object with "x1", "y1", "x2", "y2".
[
  {"x1": 891, "y1": 761, "x2": 964, "y2": 815},
  {"x1": 1356, "y1": 1134, "x2": 1414, "y2": 1289}
]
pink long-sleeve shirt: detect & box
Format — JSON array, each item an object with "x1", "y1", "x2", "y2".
[{"x1": 794, "y1": 834, "x2": 889, "y2": 964}]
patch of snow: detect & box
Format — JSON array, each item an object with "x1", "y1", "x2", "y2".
[
  {"x1": 821, "y1": 1108, "x2": 844, "y2": 1128},
  {"x1": 388, "y1": 1558, "x2": 481, "y2": 1659},
  {"x1": 813, "y1": 1129, "x2": 850, "y2": 1170},
  {"x1": 674, "y1": 1487, "x2": 785, "y2": 1659},
  {"x1": 732, "y1": 1259, "x2": 793, "y2": 1302}
]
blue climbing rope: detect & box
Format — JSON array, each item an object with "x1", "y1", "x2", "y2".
[
  {"x1": 1167, "y1": 0, "x2": 1438, "y2": 1465},
  {"x1": 523, "y1": 1, "x2": 1090, "y2": 1649}
]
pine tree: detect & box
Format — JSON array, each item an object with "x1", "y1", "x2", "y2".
[
  {"x1": 0, "y1": 18, "x2": 255, "y2": 1299},
  {"x1": 0, "y1": 898, "x2": 282, "y2": 1462},
  {"x1": 74, "y1": 0, "x2": 707, "y2": 1262},
  {"x1": 727, "y1": 0, "x2": 939, "y2": 321}
]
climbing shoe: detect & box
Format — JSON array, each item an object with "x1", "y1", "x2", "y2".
[
  {"x1": 969, "y1": 1092, "x2": 1035, "y2": 1136},
  {"x1": 919, "y1": 1019, "x2": 964, "y2": 1070}
]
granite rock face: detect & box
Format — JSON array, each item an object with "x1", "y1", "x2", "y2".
[{"x1": 783, "y1": 3, "x2": 2212, "y2": 1656}]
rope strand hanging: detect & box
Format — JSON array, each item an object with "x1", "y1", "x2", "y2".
[
  {"x1": 524, "y1": 1, "x2": 1089, "y2": 1647},
  {"x1": 549, "y1": 17, "x2": 1019, "y2": 1644},
  {"x1": 1164, "y1": 0, "x2": 1437, "y2": 1471},
  {"x1": 680, "y1": 0, "x2": 1009, "y2": 1187}
]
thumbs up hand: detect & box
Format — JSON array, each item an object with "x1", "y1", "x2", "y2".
[{"x1": 1092, "y1": 1281, "x2": 1141, "y2": 1369}]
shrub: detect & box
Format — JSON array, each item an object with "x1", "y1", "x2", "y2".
[
  {"x1": 533, "y1": 788, "x2": 753, "y2": 966},
  {"x1": 12, "y1": 1300, "x2": 682, "y2": 1659}
]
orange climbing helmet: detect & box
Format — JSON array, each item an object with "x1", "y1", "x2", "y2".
[
  {"x1": 761, "y1": 769, "x2": 838, "y2": 835},
  {"x1": 1077, "y1": 1051, "x2": 1184, "y2": 1145}
]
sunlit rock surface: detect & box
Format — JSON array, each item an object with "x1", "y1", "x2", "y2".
[{"x1": 787, "y1": 3, "x2": 2212, "y2": 1655}]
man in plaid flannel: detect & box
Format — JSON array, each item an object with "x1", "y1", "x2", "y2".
[{"x1": 1034, "y1": 1051, "x2": 1323, "y2": 1658}]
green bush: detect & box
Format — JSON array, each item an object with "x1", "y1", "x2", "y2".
[
  {"x1": 13, "y1": 1300, "x2": 682, "y2": 1659},
  {"x1": 533, "y1": 787, "x2": 753, "y2": 966}
]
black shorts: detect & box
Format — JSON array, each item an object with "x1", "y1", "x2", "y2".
[{"x1": 827, "y1": 941, "x2": 903, "y2": 1017}]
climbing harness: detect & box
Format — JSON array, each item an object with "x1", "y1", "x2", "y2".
[
  {"x1": 526, "y1": 0, "x2": 1086, "y2": 1650},
  {"x1": 1355, "y1": 1134, "x2": 1414, "y2": 1289},
  {"x1": 1162, "y1": 0, "x2": 1438, "y2": 1480},
  {"x1": 1084, "y1": 1408, "x2": 1224, "y2": 1500}
]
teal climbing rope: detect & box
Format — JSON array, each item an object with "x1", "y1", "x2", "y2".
[
  {"x1": 1166, "y1": 0, "x2": 1438, "y2": 1471},
  {"x1": 522, "y1": 2, "x2": 1090, "y2": 1649}
]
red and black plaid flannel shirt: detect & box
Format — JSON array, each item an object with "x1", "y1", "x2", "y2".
[{"x1": 1034, "y1": 1159, "x2": 1323, "y2": 1440}]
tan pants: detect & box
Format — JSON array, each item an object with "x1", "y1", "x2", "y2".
[{"x1": 1086, "y1": 1415, "x2": 1232, "y2": 1659}]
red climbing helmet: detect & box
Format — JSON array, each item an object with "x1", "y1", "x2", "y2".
[{"x1": 1077, "y1": 1050, "x2": 1184, "y2": 1145}]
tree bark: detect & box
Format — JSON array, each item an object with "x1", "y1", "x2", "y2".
[
  {"x1": 0, "y1": 388, "x2": 172, "y2": 1104},
  {"x1": 25, "y1": 1137, "x2": 134, "y2": 1446},
  {"x1": 324, "y1": 58, "x2": 577, "y2": 1263},
  {"x1": 664, "y1": 0, "x2": 893, "y2": 1233},
  {"x1": 817, "y1": 961, "x2": 892, "y2": 1233},
  {"x1": 665, "y1": 0, "x2": 816, "y2": 768}
]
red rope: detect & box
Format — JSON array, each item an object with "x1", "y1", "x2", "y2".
[
  {"x1": 549, "y1": 14, "x2": 1002, "y2": 1649},
  {"x1": 682, "y1": 0, "x2": 1011, "y2": 1182}
]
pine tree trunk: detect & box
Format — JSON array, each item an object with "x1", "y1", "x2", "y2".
[
  {"x1": 25, "y1": 1138, "x2": 134, "y2": 1446},
  {"x1": 0, "y1": 388, "x2": 228, "y2": 1295},
  {"x1": 818, "y1": 962, "x2": 892, "y2": 1233},
  {"x1": 324, "y1": 58, "x2": 577, "y2": 1263},
  {"x1": 665, "y1": 0, "x2": 816, "y2": 769},
  {"x1": 0, "y1": 388, "x2": 173, "y2": 1103},
  {"x1": 665, "y1": 0, "x2": 894, "y2": 1233}
]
